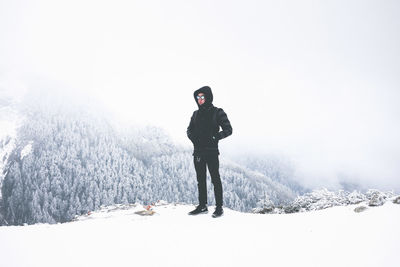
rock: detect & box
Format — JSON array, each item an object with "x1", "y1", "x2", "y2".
[
  {"x1": 393, "y1": 196, "x2": 400, "y2": 204},
  {"x1": 262, "y1": 206, "x2": 275, "y2": 214},
  {"x1": 252, "y1": 205, "x2": 275, "y2": 214},
  {"x1": 354, "y1": 206, "x2": 367, "y2": 213},
  {"x1": 134, "y1": 210, "x2": 156, "y2": 216},
  {"x1": 369, "y1": 196, "x2": 385, "y2": 206},
  {"x1": 283, "y1": 204, "x2": 301, "y2": 214}
]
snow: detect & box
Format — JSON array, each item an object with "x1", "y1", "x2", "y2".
[
  {"x1": 20, "y1": 141, "x2": 33, "y2": 160},
  {"x1": 0, "y1": 130, "x2": 16, "y2": 199},
  {"x1": 0, "y1": 201, "x2": 399, "y2": 267},
  {"x1": 0, "y1": 94, "x2": 23, "y2": 197}
]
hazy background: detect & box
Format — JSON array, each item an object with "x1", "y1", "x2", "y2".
[{"x1": 1, "y1": 0, "x2": 399, "y2": 190}]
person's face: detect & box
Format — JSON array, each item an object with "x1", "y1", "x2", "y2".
[{"x1": 197, "y1": 92, "x2": 205, "y2": 105}]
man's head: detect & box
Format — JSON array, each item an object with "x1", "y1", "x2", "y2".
[
  {"x1": 193, "y1": 86, "x2": 213, "y2": 109},
  {"x1": 197, "y1": 92, "x2": 205, "y2": 106}
]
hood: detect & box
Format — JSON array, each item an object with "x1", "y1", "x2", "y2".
[{"x1": 193, "y1": 86, "x2": 213, "y2": 109}]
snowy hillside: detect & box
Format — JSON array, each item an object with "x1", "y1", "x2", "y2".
[
  {"x1": 1, "y1": 201, "x2": 399, "y2": 267},
  {"x1": 0, "y1": 97, "x2": 296, "y2": 225},
  {"x1": 0, "y1": 99, "x2": 21, "y2": 198}
]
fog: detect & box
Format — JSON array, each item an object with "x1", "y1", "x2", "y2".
[{"x1": 1, "y1": 0, "x2": 400, "y2": 190}]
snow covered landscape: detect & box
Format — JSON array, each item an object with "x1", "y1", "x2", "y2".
[
  {"x1": 1, "y1": 200, "x2": 399, "y2": 267},
  {"x1": 1, "y1": 1, "x2": 400, "y2": 267}
]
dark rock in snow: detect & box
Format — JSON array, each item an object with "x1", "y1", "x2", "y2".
[
  {"x1": 283, "y1": 204, "x2": 301, "y2": 214},
  {"x1": 393, "y1": 196, "x2": 400, "y2": 204},
  {"x1": 354, "y1": 206, "x2": 367, "y2": 213}
]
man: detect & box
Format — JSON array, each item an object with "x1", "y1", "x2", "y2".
[{"x1": 186, "y1": 86, "x2": 232, "y2": 218}]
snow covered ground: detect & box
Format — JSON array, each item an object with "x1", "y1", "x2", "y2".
[{"x1": 0, "y1": 201, "x2": 399, "y2": 267}]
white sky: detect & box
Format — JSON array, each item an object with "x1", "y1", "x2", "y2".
[{"x1": 1, "y1": 0, "x2": 400, "y2": 190}]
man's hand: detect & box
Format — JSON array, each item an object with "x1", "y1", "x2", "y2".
[{"x1": 212, "y1": 135, "x2": 219, "y2": 143}]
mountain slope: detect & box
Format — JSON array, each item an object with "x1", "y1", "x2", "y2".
[{"x1": 0, "y1": 96, "x2": 296, "y2": 225}]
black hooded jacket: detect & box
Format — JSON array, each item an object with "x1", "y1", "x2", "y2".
[{"x1": 187, "y1": 86, "x2": 233, "y2": 156}]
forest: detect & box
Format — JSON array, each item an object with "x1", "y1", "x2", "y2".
[{"x1": 0, "y1": 104, "x2": 296, "y2": 225}]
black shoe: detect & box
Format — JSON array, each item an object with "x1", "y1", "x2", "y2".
[
  {"x1": 212, "y1": 207, "x2": 224, "y2": 218},
  {"x1": 188, "y1": 205, "x2": 208, "y2": 215}
]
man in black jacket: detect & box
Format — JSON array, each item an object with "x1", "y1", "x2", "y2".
[{"x1": 186, "y1": 86, "x2": 232, "y2": 217}]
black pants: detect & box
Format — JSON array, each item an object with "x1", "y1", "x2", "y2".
[{"x1": 193, "y1": 154, "x2": 223, "y2": 207}]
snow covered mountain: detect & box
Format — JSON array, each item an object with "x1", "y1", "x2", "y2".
[
  {"x1": 0, "y1": 91, "x2": 296, "y2": 225},
  {"x1": 0, "y1": 200, "x2": 399, "y2": 267},
  {"x1": 1, "y1": 87, "x2": 397, "y2": 227},
  {"x1": 232, "y1": 153, "x2": 307, "y2": 194},
  {"x1": 0, "y1": 86, "x2": 23, "y2": 198}
]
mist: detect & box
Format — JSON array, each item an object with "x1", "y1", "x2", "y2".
[{"x1": 1, "y1": 0, "x2": 400, "y2": 191}]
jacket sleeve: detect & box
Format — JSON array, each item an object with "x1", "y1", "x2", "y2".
[
  {"x1": 186, "y1": 111, "x2": 197, "y2": 143},
  {"x1": 215, "y1": 108, "x2": 232, "y2": 140}
]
